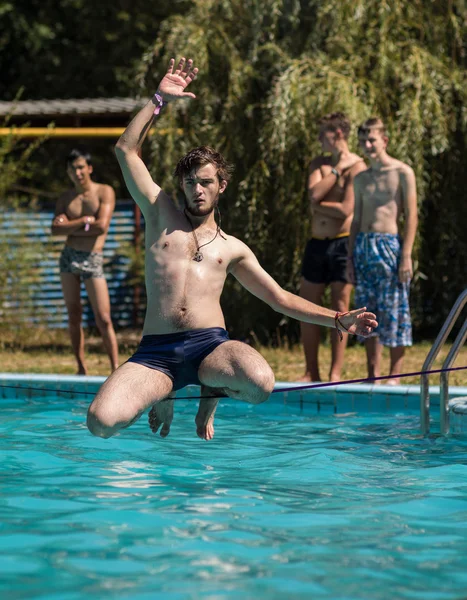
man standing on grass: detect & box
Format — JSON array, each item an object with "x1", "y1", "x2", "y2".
[
  {"x1": 86, "y1": 56, "x2": 377, "y2": 442},
  {"x1": 52, "y1": 149, "x2": 119, "y2": 375},
  {"x1": 347, "y1": 118, "x2": 418, "y2": 384},
  {"x1": 299, "y1": 112, "x2": 366, "y2": 383}
]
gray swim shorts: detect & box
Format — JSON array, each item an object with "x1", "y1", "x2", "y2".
[{"x1": 59, "y1": 246, "x2": 104, "y2": 279}]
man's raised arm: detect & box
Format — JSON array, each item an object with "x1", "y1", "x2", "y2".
[{"x1": 115, "y1": 57, "x2": 198, "y2": 211}]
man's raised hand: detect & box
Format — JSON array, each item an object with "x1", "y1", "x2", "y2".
[{"x1": 157, "y1": 57, "x2": 198, "y2": 103}]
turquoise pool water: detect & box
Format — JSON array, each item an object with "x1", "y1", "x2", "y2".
[{"x1": 2, "y1": 389, "x2": 467, "y2": 599}]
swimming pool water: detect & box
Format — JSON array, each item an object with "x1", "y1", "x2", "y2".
[{"x1": 2, "y1": 395, "x2": 467, "y2": 599}]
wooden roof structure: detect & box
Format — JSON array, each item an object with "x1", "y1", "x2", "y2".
[{"x1": 0, "y1": 97, "x2": 150, "y2": 137}]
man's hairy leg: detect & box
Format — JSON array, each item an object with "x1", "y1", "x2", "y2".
[
  {"x1": 196, "y1": 341, "x2": 275, "y2": 439},
  {"x1": 298, "y1": 279, "x2": 325, "y2": 382},
  {"x1": 195, "y1": 387, "x2": 225, "y2": 441},
  {"x1": 61, "y1": 272, "x2": 87, "y2": 375},
  {"x1": 87, "y1": 362, "x2": 173, "y2": 438},
  {"x1": 329, "y1": 281, "x2": 352, "y2": 382},
  {"x1": 387, "y1": 346, "x2": 405, "y2": 385},
  {"x1": 365, "y1": 336, "x2": 383, "y2": 382},
  {"x1": 85, "y1": 278, "x2": 119, "y2": 372}
]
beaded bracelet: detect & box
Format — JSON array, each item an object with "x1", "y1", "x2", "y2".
[
  {"x1": 335, "y1": 311, "x2": 350, "y2": 341},
  {"x1": 153, "y1": 92, "x2": 167, "y2": 116}
]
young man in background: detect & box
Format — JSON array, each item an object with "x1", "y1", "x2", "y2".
[
  {"x1": 52, "y1": 149, "x2": 119, "y2": 375},
  {"x1": 299, "y1": 113, "x2": 366, "y2": 382},
  {"x1": 347, "y1": 118, "x2": 418, "y2": 384}
]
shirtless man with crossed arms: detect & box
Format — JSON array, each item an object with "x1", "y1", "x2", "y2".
[
  {"x1": 300, "y1": 112, "x2": 366, "y2": 383},
  {"x1": 52, "y1": 149, "x2": 119, "y2": 375},
  {"x1": 86, "y1": 57, "x2": 378, "y2": 441}
]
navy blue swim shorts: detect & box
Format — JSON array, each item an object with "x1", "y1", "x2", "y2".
[{"x1": 126, "y1": 327, "x2": 230, "y2": 391}]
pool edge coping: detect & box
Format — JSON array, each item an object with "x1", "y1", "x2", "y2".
[{"x1": 1, "y1": 372, "x2": 467, "y2": 407}]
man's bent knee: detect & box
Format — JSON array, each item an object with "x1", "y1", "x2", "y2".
[
  {"x1": 87, "y1": 407, "x2": 115, "y2": 438},
  {"x1": 95, "y1": 312, "x2": 113, "y2": 330},
  {"x1": 246, "y1": 368, "x2": 275, "y2": 405},
  {"x1": 86, "y1": 404, "x2": 137, "y2": 439}
]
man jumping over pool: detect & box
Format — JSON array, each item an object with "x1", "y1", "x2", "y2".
[{"x1": 86, "y1": 57, "x2": 378, "y2": 441}]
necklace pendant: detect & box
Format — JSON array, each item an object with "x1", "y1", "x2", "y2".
[{"x1": 193, "y1": 251, "x2": 203, "y2": 262}]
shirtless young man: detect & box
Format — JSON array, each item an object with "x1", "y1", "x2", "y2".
[
  {"x1": 52, "y1": 149, "x2": 119, "y2": 375},
  {"x1": 347, "y1": 118, "x2": 418, "y2": 384},
  {"x1": 86, "y1": 57, "x2": 378, "y2": 442},
  {"x1": 299, "y1": 113, "x2": 366, "y2": 382}
]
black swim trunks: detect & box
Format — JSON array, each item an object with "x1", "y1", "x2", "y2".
[
  {"x1": 127, "y1": 327, "x2": 230, "y2": 391},
  {"x1": 301, "y1": 235, "x2": 350, "y2": 284}
]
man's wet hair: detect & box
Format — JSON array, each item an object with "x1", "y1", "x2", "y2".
[
  {"x1": 358, "y1": 117, "x2": 387, "y2": 136},
  {"x1": 174, "y1": 146, "x2": 234, "y2": 183},
  {"x1": 66, "y1": 148, "x2": 93, "y2": 167},
  {"x1": 318, "y1": 112, "x2": 351, "y2": 140}
]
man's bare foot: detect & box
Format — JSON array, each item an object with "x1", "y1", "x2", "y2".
[
  {"x1": 295, "y1": 373, "x2": 321, "y2": 383},
  {"x1": 386, "y1": 378, "x2": 401, "y2": 386},
  {"x1": 77, "y1": 367, "x2": 87, "y2": 376},
  {"x1": 329, "y1": 373, "x2": 342, "y2": 383},
  {"x1": 148, "y1": 397, "x2": 174, "y2": 437},
  {"x1": 366, "y1": 373, "x2": 381, "y2": 384},
  {"x1": 195, "y1": 386, "x2": 224, "y2": 441},
  {"x1": 195, "y1": 398, "x2": 218, "y2": 440}
]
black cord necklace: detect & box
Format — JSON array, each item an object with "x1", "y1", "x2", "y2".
[{"x1": 184, "y1": 208, "x2": 225, "y2": 262}]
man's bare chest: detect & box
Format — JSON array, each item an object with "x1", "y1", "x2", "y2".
[
  {"x1": 362, "y1": 172, "x2": 401, "y2": 207},
  {"x1": 66, "y1": 194, "x2": 100, "y2": 219},
  {"x1": 147, "y1": 227, "x2": 229, "y2": 271}
]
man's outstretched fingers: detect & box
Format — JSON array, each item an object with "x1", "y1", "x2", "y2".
[
  {"x1": 166, "y1": 58, "x2": 175, "y2": 73},
  {"x1": 174, "y1": 57, "x2": 186, "y2": 74},
  {"x1": 185, "y1": 68, "x2": 198, "y2": 86},
  {"x1": 182, "y1": 58, "x2": 193, "y2": 77}
]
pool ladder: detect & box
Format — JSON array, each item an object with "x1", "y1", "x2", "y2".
[{"x1": 420, "y1": 289, "x2": 467, "y2": 435}]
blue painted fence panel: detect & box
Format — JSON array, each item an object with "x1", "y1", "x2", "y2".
[{"x1": 0, "y1": 201, "x2": 144, "y2": 329}]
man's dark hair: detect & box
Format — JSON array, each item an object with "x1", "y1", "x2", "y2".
[
  {"x1": 174, "y1": 146, "x2": 234, "y2": 183},
  {"x1": 66, "y1": 148, "x2": 93, "y2": 167},
  {"x1": 318, "y1": 112, "x2": 351, "y2": 140},
  {"x1": 358, "y1": 117, "x2": 387, "y2": 136}
]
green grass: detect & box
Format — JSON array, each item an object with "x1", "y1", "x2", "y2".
[{"x1": 1, "y1": 327, "x2": 466, "y2": 386}]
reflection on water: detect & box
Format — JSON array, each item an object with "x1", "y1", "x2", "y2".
[{"x1": 1, "y1": 397, "x2": 467, "y2": 599}]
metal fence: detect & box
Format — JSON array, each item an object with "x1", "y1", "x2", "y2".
[{"x1": 0, "y1": 201, "x2": 143, "y2": 329}]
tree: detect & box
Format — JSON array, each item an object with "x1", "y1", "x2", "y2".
[
  {"x1": 133, "y1": 0, "x2": 467, "y2": 341},
  {"x1": 0, "y1": 108, "x2": 49, "y2": 338},
  {"x1": 2, "y1": 0, "x2": 466, "y2": 341},
  {"x1": 0, "y1": 0, "x2": 190, "y2": 100}
]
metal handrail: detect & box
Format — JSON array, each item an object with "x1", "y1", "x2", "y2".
[
  {"x1": 420, "y1": 289, "x2": 467, "y2": 435},
  {"x1": 440, "y1": 319, "x2": 467, "y2": 434}
]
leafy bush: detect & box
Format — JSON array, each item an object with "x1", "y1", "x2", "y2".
[{"x1": 132, "y1": 0, "x2": 467, "y2": 342}]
